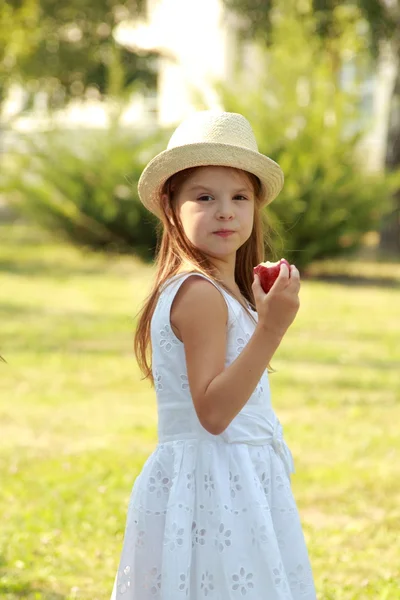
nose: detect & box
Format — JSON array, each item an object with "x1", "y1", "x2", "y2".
[{"x1": 216, "y1": 199, "x2": 235, "y2": 220}]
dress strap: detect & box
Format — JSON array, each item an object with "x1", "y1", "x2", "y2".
[
  {"x1": 160, "y1": 272, "x2": 230, "y2": 304},
  {"x1": 157, "y1": 272, "x2": 235, "y2": 331}
]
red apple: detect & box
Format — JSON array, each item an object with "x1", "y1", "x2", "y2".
[{"x1": 253, "y1": 259, "x2": 290, "y2": 293}]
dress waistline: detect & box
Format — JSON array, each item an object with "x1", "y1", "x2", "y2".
[{"x1": 158, "y1": 410, "x2": 295, "y2": 479}]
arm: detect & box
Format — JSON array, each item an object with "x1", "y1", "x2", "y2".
[
  {"x1": 202, "y1": 324, "x2": 283, "y2": 434},
  {"x1": 172, "y1": 265, "x2": 300, "y2": 435}
]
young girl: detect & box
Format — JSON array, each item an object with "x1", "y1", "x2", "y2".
[{"x1": 110, "y1": 111, "x2": 317, "y2": 599}]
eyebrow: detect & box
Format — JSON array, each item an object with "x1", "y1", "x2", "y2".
[{"x1": 187, "y1": 184, "x2": 252, "y2": 194}]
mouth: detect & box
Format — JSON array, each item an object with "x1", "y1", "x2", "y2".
[{"x1": 214, "y1": 231, "x2": 235, "y2": 237}]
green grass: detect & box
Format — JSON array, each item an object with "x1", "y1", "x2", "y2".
[{"x1": 1, "y1": 222, "x2": 399, "y2": 599}]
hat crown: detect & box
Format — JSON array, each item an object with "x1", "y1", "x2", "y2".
[{"x1": 167, "y1": 111, "x2": 259, "y2": 153}]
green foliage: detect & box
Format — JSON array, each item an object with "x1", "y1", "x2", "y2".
[
  {"x1": 0, "y1": 125, "x2": 170, "y2": 260},
  {"x1": 218, "y1": 6, "x2": 400, "y2": 268},
  {"x1": 222, "y1": 0, "x2": 274, "y2": 45},
  {"x1": 221, "y1": 0, "x2": 398, "y2": 58},
  {"x1": 0, "y1": 0, "x2": 157, "y2": 110}
]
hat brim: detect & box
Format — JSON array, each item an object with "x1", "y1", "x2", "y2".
[{"x1": 138, "y1": 143, "x2": 284, "y2": 219}]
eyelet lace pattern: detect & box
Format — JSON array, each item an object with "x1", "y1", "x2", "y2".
[{"x1": 110, "y1": 273, "x2": 317, "y2": 599}]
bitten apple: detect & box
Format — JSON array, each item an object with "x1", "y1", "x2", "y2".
[{"x1": 253, "y1": 259, "x2": 290, "y2": 293}]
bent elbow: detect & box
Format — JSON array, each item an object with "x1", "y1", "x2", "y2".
[
  {"x1": 205, "y1": 422, "x2": 224, "y2": 436},
  {"x1": 194, "y1": 392, "x2": 228, "y2": 436},
  {"x1": 199, "y1": 412, "x2": 227, "y2": 436}
]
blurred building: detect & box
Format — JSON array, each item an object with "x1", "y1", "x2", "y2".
[
  {"x1": 117, "y1": 0, "x2": 396, "y2": 172},
  {"x1": 115, "y1": 0, "x2": 239, "y2": 127},
  {"x1": 3, "y1": 0, "x2": 398, "y2": 172}
]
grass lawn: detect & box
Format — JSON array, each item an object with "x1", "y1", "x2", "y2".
[{"x1": 0, "y1": 221, "x2": 399, "y2": 600}]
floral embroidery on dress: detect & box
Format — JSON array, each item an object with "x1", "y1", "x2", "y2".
[
  {"x1": 180, "y1": 373, "x2": 189, "y2": 391},
  {"x1": 147, "y1": 469, "x2": 172, "y2": 498},
  {"x1": 272, "y1": 561, "x2": 290, "y2": 594},
  {"x1": 143, "y1": 566, "x2": 162, "y2": 596},
  {"x1": 236, "y1": 333, "x2": 251, "y2": 354},
  {"x1": 214, "y1": 522, "x2": 232, "y2": 552},
  {"x1": 154, "y1": 369, "x2": 163, "y2": 392},
  {"x1": 135, "y1": 529, "x2": 146, "y2": 548},
  {"x1": 276, "y1": 528, "x2": 287, "y2": 550},
  {"x1": 229, "y1": 470, "x2": 242, "y2": 498},
  {"x1": 165, "y1": 522, "x2": 185, "y2": 551},
  {"x1": 231, "y1": 567, "x2": 254, "y2": 595},
  {"x1": 159, "y1": 323, "x2": 180, "y2": 352},
  {"x1": 186, "y1": 469, "x2": 195, "y2": 490},
  {"x1": 200, "y1": 569, "x2": 215, "y2": 596},
  {"x1": 192, "y1": 521, "x2": 207, "y2": 547},
  {"x1": 110, "y1": 273, "x2": 317, "y2": 599},
  {"x1": 275, "y1": 473, "x2": 295, "y2": 504},
  {"x1": 178, "y1": 567, "x2": 190, "y2": 596},
  {"x1": 204, "y1": 473, "x2": 215, "y2": 497},
  {"x1": 288, "y1": 564, "x2": 315, "y2": 595},
  {"x1": 259, "y1": 471, "x2": 270, "y2": 497},
  {"x1": 250, "y1": 522, "x2": 269, "y2": 547},
  {"x1": 118, "y1": 565, "x2": 132, "y2": 595}
]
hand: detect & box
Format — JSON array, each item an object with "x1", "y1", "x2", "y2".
[{"x1": 252, "y1": 263, "x2": 300, "y2": 338}]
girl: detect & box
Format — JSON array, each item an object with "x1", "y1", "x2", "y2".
[{"x1": 110, "y1": 111, "x2": 317, "y2": 599}]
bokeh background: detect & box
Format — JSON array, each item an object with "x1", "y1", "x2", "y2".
[{"x1": 0, "y1": 1, "x2": 399, "y2": 598}]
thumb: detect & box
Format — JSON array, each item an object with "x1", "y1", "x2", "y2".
[{"x1": 252, "y1": 272, "x2": 262, "y2": 297}]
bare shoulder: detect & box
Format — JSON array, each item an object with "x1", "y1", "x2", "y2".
[
  {"x1": 171, "y1": 275, "x2": 228, "y2": 340},
  {"x1": 170, "y1": 275, "x2": 229, "y2": 433}
]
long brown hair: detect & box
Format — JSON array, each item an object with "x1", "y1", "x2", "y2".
[{"x1": 134, "y1": 166, "x2": 277, "y2": 387}]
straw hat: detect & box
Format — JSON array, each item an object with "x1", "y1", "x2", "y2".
[{"x1": 138, "y1": 110, "x2": 284, "y2": 219}]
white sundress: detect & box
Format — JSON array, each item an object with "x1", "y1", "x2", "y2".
[{"x1": 110, "y1": 272, "x2": 317, "y2": 600}]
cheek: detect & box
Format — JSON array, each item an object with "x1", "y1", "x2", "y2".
[
  {"x1": 243, "y1": 207, "x2": 254, "y2": 230},
  {"x1": 181, "y1": 205, "x2": 206, "y2": 230},
  {"x1": 189, "y1": 220, "x2": 208, "y2": 242},
  {"x1": 179, "y1": 209, "x2": 204, "y2": 240}
]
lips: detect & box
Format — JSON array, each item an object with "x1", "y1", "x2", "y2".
[{"x1": 214, "y1": 230, "x2": 235, "y2": 237}]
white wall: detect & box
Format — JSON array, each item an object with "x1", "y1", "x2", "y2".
[{"x1": 145, "y1": 0, "x2": 235, "y2": 125}]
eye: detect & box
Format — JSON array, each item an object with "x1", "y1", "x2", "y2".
[
  {"x1": 234, "y1": 195, "x2": 248, "y2": 200},
  {"x1": 198, "y1": 195, "x2": 213, "y2": 202}
]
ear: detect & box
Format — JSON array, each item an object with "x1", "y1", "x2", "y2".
[{"x1": 162, "y1": 193, "x2": 175, "y2": 227}]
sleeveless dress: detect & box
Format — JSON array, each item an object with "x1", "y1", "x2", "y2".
[{"x1": 110, "y1": 272, "x2": 317, "y2": 600}]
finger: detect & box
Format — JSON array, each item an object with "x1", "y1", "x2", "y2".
[
  {"x1": 289, "y1": 264, "x2": 300, "y2": 281},
  {"x1": 252, "y1": 273, "x2": 265, "y2": 304},
  {"x1": 290, "y1": 264, "x2": 299, "y2": 274},
  {"x1": 269, "y1": 262, "x2": 290, "y2": 293},
  {"x1": 252, "y1": 272, "x2": 262, "y2": 297},
  {"x1": 288, "y1": 265, "x2": 301, "y2": 292},
  {"x1": 280, "y1": 262, "x2": 290, "y2": 277},
  {"x1": 273, "y1": 262, "x2": 290, "y2": 281}
]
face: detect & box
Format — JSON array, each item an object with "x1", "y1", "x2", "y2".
[{"x1": 168, "y1": 166, "x2": 255, "y2": 273}]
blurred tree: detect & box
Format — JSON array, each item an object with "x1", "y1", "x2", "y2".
[
  {"x1": 222, "y1": 0, "x2": 400, "y2": 254},
  {"x1": 0, "y1": 0, "x2": 157, "y2": 111},
  {"x1": 218, "y1": 3, "x2": 399, "y2": 269},
  {"x1": 0, "y1": 126, "x2": 169, "y2": 258}
]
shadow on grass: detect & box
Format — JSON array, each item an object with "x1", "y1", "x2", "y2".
[
  {"x1": 0, "y1": 301, "x2": 132, "y2": 322},
  {"x1": 0, "y1": 580, "x2": 66, "y2": 599},
  {"x1": 0, "y1": 302, "x2": 135, "y2": 357},
  {"x1": 304, "y1": 273, "x2": 399, "y2": 289},
  {"x1": 0, "y1": 221, "x2": 154, "y2": 275},
  {"x1": 0, "y1": 221, "x2": 152, "y2": 278},
  {"x1": 0, "y1": 257, "x2": 127, "y2": 279}
]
